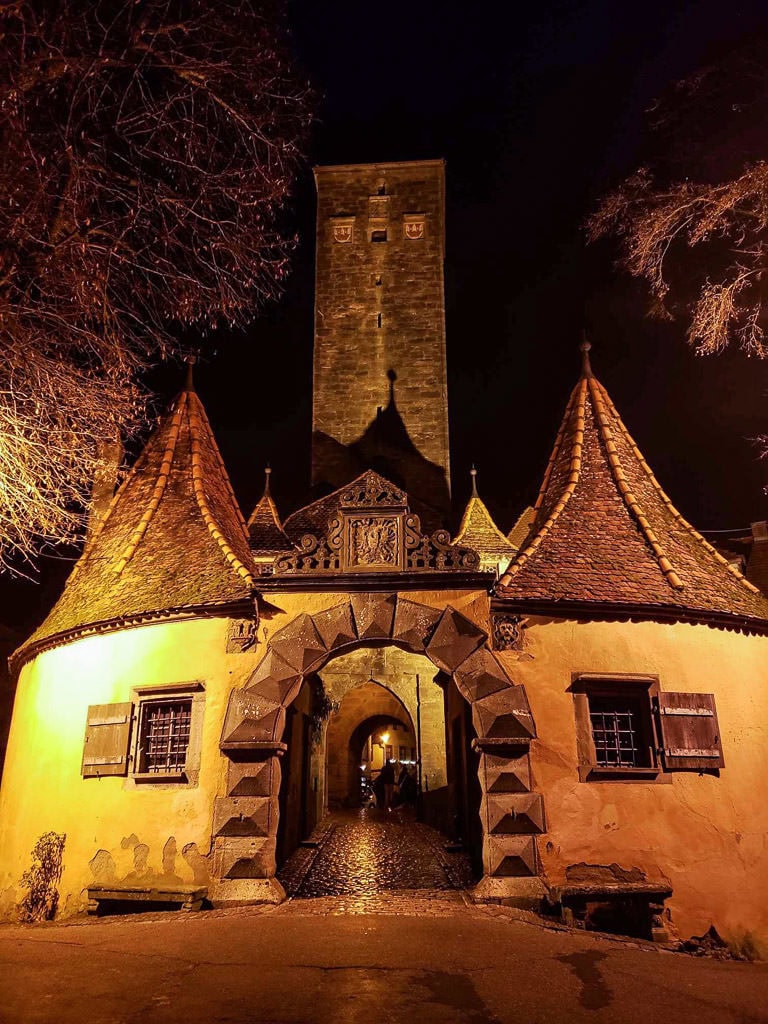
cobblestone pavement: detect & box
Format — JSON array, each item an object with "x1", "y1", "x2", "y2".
[{"x1": 279, "y1": 808, "x2": 474, "y2": 906}]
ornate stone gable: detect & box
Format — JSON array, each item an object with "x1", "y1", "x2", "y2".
[{"x1": 274, "y1": 470, "x2": 480, "y2": 577}]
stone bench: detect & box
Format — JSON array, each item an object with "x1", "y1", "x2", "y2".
[
  {"x1": 546, "y1": 882, "x2": 673, "y2": 943},
  {"x1": 87, "y1": 884, "x2": 207, "y2": 915}
]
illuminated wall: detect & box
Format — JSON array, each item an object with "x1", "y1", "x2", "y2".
[
  {"x1": 501, "y1": 616, "x2": 768, "y2": 954},
  {"x1": 0, "y1": 616, "x2": 260, "y2": 918}
]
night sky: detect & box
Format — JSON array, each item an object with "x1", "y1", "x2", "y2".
[{"x1": 6, "y1": 0, "x2": 768, "y2": 634}]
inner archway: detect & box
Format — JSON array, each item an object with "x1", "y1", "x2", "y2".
[
  {"x1": 275, "y1": 643, "x2": 482, "y2": 898},
  {"x1": 325, "y1": 681, "x2": 414, "y2": 808}
]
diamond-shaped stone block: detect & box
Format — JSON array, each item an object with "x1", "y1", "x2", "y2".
[
  {"x1": 220, "y1": 689, "x2": 285, "y2": 747},
  {"x1": 426, "y1": 606, "x2": 487, "y2": 674},
  {"x1": 227, "y1": 759, "x2": 281, "y2": 798},
  {"x1": 484, "y1": 793, "x2": 545, "y2": 835},
  {"x1": 212, "y1": 837, "x2": 276, "y2": 880},
  {"x1": 484, "y1": 835, "x2": 538, "y2": 878},
  {"x1": 269, "y1": 613, "x2": 328, "y2": 674},
  {"x1": 212, "y1": 796, "x2": 277, "y2": 838},
  {"x1": 350, "y1": 593, "x2": 397, "y2": 640},
  {"x1": 454, "y1": 648, "x2": 511, "y2": 703},
  {"x1": 473, "y1": 686, "x2": 536, "y2": 741},
  {"x1": 392, "y1": 599, "x2": 443, "y2": 652},
  {"x1": 313, "y1": 602, "x2": 357, "y2": 651},
  {"x1": 245, "y1": 650, "x2": 301, "y2": 706},
  {"x1": 481, "y1": 752, "x2": 531, "y2": 794}
]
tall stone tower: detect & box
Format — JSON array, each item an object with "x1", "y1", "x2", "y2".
[{"x1": 312, "y1": 160, "x2": 451, "y2": 522}]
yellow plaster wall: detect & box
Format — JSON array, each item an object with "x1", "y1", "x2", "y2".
[
  {"x1": 502, "y1": 616, "x2": 768, "y2": 951},
  {"x1": 0, "y1": 617, "x2": 262, "y2": 919}
]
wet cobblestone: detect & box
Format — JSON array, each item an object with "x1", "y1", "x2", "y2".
[{"x1": 280, "y1": 808, "x2": 474, "y2": 903}]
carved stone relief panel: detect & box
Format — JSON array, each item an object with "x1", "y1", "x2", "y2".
[
  {"x1": 403, "y1": 212, "x2": 426, "y2": 239},
  {"x1": 343, "y1": 513, "x2": 404, "y2": 571},
  {"x1": 226, "y1": 618, "x2": 257, "y2": 653},
  {"x1": 491, "y1": 613, "x2": 523, "y2": 651},
  {"x1": 331, "y1": 216, "x2": 355, "y2": 243}
]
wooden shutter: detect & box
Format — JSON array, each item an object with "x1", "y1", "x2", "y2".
[
  {"x1": 81, "y1": 703, "x2": 133, "y2": 777},
  {"x1": 657, "y1": 692, "x2": 724, "y2": 770}
]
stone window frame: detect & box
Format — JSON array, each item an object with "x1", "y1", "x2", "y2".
[
  {"x1": 570, "y1": 673, "x2": 669, "y2": 784},
  {"x1": 128, "y1": 681, "x2": 205, "y2": 788}
]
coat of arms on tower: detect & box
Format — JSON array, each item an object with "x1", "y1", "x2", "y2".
[
  {"x1": 347, "y1": 516, "x2": 400, "y2": 568},
  {"x1": 331, "y1": 217, "x2": 354, "y2": 243},
  {"x1": 403, "y1": 213, "x2": 426, "y2": 240}
]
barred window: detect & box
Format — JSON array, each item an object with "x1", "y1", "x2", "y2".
[
  {"x1": 589, "y1": 696, "x2": 650, "y2": 768},
  {"x1": 138, "y1": 699, "x2": 192, "y2": 774}
]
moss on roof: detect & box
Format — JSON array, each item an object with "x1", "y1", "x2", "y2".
[{"x1": 19, "y1": 384, "x2": 255, "y2": 657}]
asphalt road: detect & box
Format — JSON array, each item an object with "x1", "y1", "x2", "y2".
[{"x1": 1, "y1": 898, "x2": 767, "y2": 1024}]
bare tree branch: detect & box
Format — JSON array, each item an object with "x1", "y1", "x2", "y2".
[{"x1": 0, "y1": 0, "x2": 311, "y2": 572}]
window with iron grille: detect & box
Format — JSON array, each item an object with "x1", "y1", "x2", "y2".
[
  {"x1": 589, "y1": 696, "x2": 651, "y2": 768},
  {"x1": 138, "y1": 699, "x2": 192, "y2": 774}
]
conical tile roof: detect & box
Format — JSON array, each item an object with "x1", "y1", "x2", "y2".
[
  {"x1": 496, "y1": 345, "x2": 768, "y2": 629},
  {"x1": 454, "y1": 469, "x2": 517, "y2": 573},
  {"x1": 18, "y1": 377, "x2": 255, "y2": 659},
  {"x1": 507, "y1": 505, "x2": 535, "y2": 550},
  {"x1": 247, "y1": 468, "x2": 293, "y2": 557}
]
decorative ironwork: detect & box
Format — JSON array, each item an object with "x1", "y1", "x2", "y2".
[{"x1": 491, "y1": 613, "x2": 522, "y2": 651}]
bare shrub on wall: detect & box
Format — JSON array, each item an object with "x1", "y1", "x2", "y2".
[{"x1": 18, "y1": 831, "x2": 66, "y2": 922}]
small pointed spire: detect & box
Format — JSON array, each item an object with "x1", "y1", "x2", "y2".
[
  {"x1": 184, "y1": 354, "x2": 197, "y2": 393},
  {"x1": 470, "y1": 464, "x2": 479, "y2": 497},
  {"x1": 580, "y1": 333, "x2": 593, "y2": 378},
  {"x1": 263, "y1": 464, "x2": 272, "y2": 497}
]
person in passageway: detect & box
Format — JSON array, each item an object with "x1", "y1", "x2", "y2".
[
  {"x1": 396, "y1": 763, "x2": 417, "y2": 807},
  {"x1": 380, "y1": 758, "x2": 397, "y2": 811}
]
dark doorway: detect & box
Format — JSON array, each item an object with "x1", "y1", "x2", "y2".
[
  {"x1": 276, "y1": 679, "x2": 318, "y2": 867},
  {"x1": 445, "y1": 679, "x2": 483, "y2": 878}
]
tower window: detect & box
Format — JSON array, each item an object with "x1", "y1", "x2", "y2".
[
  {"x1": 375, "y1": 275, "x2": 383, "y2": 286},
  {"x1": 370, "y1": 229, "x2": 387, "y2": 243},
  {"x1": 377, "y1": 313, "x2": 382, "y2": 328}
]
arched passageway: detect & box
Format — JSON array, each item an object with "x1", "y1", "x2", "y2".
[
  {"x1": 276, "y1": 646, "x2": 483, "y2": 897},
  {"x1": 216, "y1": 596, "x2": 542, "y2": 907}
]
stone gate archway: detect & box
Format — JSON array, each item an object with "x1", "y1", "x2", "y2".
[{"x1": 212, "y1": 594, "x2": 545, "y2": 905}]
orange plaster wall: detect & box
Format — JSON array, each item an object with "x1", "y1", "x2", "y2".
[{"x1": 502, "y1": 617, "x2": 768, "y2": 952}]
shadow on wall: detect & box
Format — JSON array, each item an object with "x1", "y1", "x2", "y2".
[
  {"x1": 312, "y1": 371, "x2": 451, "y2": 528},
  {"x1": 88, "y1": 834, "x2": 209, "y2": 891}
]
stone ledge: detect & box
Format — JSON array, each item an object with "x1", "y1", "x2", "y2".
[
  {"x1": 208, "y1": 877, "x2": 286, "y2": 908},
  {"x1": 470, "y1": 875, "x2": 548, "y2": 909}
]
